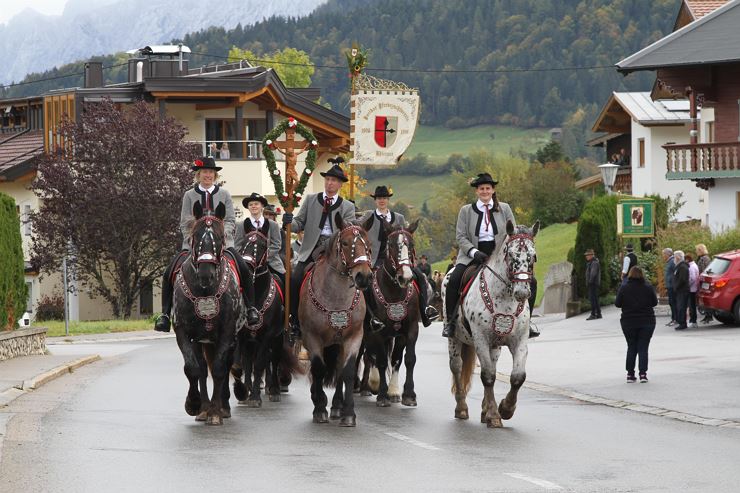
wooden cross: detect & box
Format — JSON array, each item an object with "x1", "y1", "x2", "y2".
[{"x1": 272, "y1": 126, "x2": 310, "y2": 207}]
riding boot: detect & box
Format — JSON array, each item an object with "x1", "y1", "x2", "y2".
[
  {"x1": 363, "y1": 285, "x2": 386, "y2": 332},
  {"x1": 289, "y1": 261, "x2": 307, "y2": 344},
  {"x1": 413, "y1": 268, "x2": 438, "y2": 327},
  {"x1": 442, "y1": 303, "x2": 458, "y2": 338},
  {"x1": 154, "y1": 253, "x2": 180, "y2": 332},
  {"x1": 229, "y1": 247, "x2": 260, "y2": 326}
]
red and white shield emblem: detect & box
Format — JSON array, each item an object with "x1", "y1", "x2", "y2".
[{"x1": 374, "y1": 116, "x2": 398, "y2": 148}]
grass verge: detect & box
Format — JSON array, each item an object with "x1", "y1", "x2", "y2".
[{"x1": 40, "y1": 319, "x2": 153, "y2": 338}]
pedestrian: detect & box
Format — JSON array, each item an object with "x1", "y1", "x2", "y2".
[
  {"x1": 615, "y1": 266, "x2": 657, "y2": 383},
  {"x1": 686, "y1": 253, "x2": 700, "y2": 328},
  {"x1": 695, "y1": 244, "x2": 713, "y2": 323},
  {"x1": 418, "y1": 254, "x2": 432, "y2": 279},
  {"x1": 662, "y1": 248, "x2": 676, "y2": 326},
  {"x1": 621, "y1": 243, "x2": 638, "y2": 286},
  {"x1": 585, "y1": 249, "x2": 602, "y2": 320},
  {"x1": 673, "y1": 250, "x2": 690, "y2": 331}
]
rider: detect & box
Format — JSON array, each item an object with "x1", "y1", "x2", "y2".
[
  {"x1": 358, "y1": 185, "x2": 438, "y2": 328},
  {"x1": 442, "y1": 172, "x2": 515, "y2": 338},
  {"x1": 281, "y1": 159, "x2": 356, "y2": 341},
  {"x1": 153, "y1": 157, "x2": 259, "y2": 332},
  {"x1": 235, "y1": 192, "x2": 286, "y2": 286}
]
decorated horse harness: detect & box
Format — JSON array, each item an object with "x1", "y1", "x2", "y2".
[{"x1": 371, "y1": 228, "x2": 418, "y2": 331}]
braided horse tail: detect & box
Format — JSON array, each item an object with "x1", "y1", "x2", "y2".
[{"x1": 451, "y1": 343, "x2": 477, "y2": 395}]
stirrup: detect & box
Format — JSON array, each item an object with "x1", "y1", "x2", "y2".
[
  {"x1": 528, "y1": 321, "x2": 540, "y2": 339},
  {"x1": 425, "y1": 306, "x2": 439, "y2": 321},
  {"x1": 370, "y1": 317, "x2": 385, "y2": 333},
  {"x1": 441, "y1": 320, "x2": 456, "y2": 338},
  {"x1": 154, "y1": 314, "x2": 171, "y2": 333}
]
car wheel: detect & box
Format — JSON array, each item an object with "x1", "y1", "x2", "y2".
[
  {"x1": 715, "y1": 312, "x2": 736, "y2": 325},
  {"x1": 734, "y1": 299, "x2": 740, "y2": 325}
]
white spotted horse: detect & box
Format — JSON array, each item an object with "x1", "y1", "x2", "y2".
[
  {"x1": 231, "y1": 227, "x2": 303, "y2": 407},
  {"x1": 172, "y1": 202, "x2": 247, "y2": 425},
  {"x1": 442, "y1": 220, "x2": 539, "y2": 428}
]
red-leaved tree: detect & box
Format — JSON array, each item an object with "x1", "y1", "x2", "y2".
[{"x1": 31, "y1": 99, "x2": 197, "y2": 318}]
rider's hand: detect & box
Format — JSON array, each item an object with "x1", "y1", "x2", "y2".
[
  {"x1": 473, "y1": 251, "x2": 488, "y2": 264},
  {"x1": 282, "y1": 212, "x2": 293, "y2": 226}
]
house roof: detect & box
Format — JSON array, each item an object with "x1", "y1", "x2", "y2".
[
  {"x1": 0, "y1": 130, "x2": 44, "y2": 181},
  {"x1": 575, "y1": 174, "x2": 602, "y2": 190},
  {"x1": 685, "y1": 0, "x2": 729, "y2": 18},
  {"x1": 591, "y1": 92, "x2": 696, "y2": 133},
  {"x1": 617, "y1": 0, "x2": 740, "y2": 72}
]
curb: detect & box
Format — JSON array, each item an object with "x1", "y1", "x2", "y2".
[
  {"x1": 0, "y1": 354, "x2": 101, "y2": 408},
  {"x1": 47, "y1": 334, "x2": 176, "y2": 345},
  {"x1": 494, "y1": 372, "x2": 740, "y2": 429}
]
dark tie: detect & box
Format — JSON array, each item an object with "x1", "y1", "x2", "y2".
[
  {"x1": 205, "y1": 191, "x2": 212, "y2": 211},
  {"x1": 256, "y1": 219, "x2": 261, "y2": 229},
  {"x1": 483, "y1": 204, "x2": 490, "y2": 232},
  {"x1": 324, "y1": 196, "x2": 333, "y2": 212}
]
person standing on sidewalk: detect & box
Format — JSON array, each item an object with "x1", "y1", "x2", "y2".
[
  {"x1": 663, "y1": 248, "x2": 676, "y2": 326},
  {"x1": 695, "y1": 244, "x2": 713, "y2": 324},
  {"x1": 615, "y1": 266, "x2": 658, "y2": 383},
  {"x1": 686, "y1": 254, "x2": 700, "y2": 328},
  {"x1": 673, "y1": 250, "x2": 690, "y2": 331},
  {"x1": 585, "y1": 249, "x2": 602, "y2": 320},
  {"x1": 621, "y1": 243, "x2": 638, "y2": 287}
]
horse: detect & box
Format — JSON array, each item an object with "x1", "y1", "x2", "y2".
[
  {"x1": 443, "y1": 221, "x2": 539, "y2": 428},
  {"x1": 299, "y1": 214, "x2": 373, "y2": 427},
  {"x1": 360, "y1": 220, "x2": 422, "y2": 407},
  {"x1": 172, "y1": 202, "x2": 246, "y2": 426},
  {"x1": 231, "y1": 228, "x2": 302, "y2": 407}
]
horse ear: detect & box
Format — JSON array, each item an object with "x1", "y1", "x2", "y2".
[
  {"x1": 215, "y1": 202, "x2": 226, "y2": 220},
  {"x1": 359, "y1": 213, "x2": 374, "y2": 232},
  {"x1": 335, "y1": 213, "x2": 346, "y2": 231},
  {"x1": 193, "y1": 201, "x2": 203, "y2": 220},
  {"x1": 407, "y1": 219, "x2": 420, "y2": 234},
  {"x1": 532, "y1": 220, "x2": 541, "y2": 237},
  {"x1": 506, "y1": 219, "x2": 515, "y2": 236}
]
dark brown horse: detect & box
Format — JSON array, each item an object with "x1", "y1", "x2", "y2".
[
  {"x1": 299, "y1": 214, "x2": 373, "y2": 427},
  {"x1": 231, "y1": 229, "x2": 302, "y2": 407},
  {"x1": 361, "y1": 221, "x2": 422, "y2": 407},
  {"x1": 172, "y1": 202, "x2": 246, "y2": 426}
]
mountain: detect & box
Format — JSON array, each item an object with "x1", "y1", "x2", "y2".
[{"x1": 0, "y1": 0, "x2": 326, "y2": 85}]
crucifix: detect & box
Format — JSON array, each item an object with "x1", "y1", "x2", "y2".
[{"x1": 271, "y1": 124, "x2": 311, "y2": 332}]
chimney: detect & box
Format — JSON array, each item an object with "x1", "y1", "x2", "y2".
[{"x1": 84, "y1": 62, "x2": 103, "y2": 88}]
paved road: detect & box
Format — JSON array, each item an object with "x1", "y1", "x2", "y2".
[{"x1": 2, "y1": 325, "x2": 739, "y2": 492}]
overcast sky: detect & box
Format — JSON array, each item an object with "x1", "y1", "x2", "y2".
[{"x1": 0, "y1": 0, "x2": 69, "y2": 24}]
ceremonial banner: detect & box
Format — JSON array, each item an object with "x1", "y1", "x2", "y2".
[
  {"x1": 350, "y1": 74, "x2": 420, "y2": 166},
  {"x1": 617, "y1": 198, "x2": 654, "y2": 237}
]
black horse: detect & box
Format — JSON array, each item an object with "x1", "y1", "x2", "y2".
[
  {"x1": 172, "y1": 202, "x2": 245, "y2": 426},
  {"x1": 231, "y1": 228, "x2": 302, "y2": 407}
]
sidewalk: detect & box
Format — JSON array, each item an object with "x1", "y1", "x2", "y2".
[{"x1": 517, "y1": 305, "x2": 740, "y2": 428}]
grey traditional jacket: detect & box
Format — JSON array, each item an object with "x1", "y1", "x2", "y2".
[
  {"x1": 235, "y1": 217, "x2": 285, "y2": 274},
  {"x1": 291, "y1": 193, "x2": 356, "y2": 263},
  {"x1": 179, "y1": 185, "x2": 236, "y2": 250},
  {"x1": 455, "y1": 200, "x2": 515, "y2": 266},
  {"x1": 357, "y1": 210, "x2": 406, "y2": 266}
]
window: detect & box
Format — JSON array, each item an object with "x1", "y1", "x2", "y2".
[
  {"x1": 25, "y1": 282, "x2": 33, "y2": 313},
  {"x1": 22, "y1": 204, "x2": 32, "y2": 236},
  {"x1": 638, "y1": 139, "x2": 645, "y2": 168},
  {"x1": 205, "y1": 118, "x2": 268, "y2": 160},
  {"x1": 139, "y1": 281, "x2": 153, "y2": 315}
]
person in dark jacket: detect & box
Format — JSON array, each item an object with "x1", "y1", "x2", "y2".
[
  {"x1": 673, "y1": 250, "x2": 690, "y2": 330},
  {"x1": 585, "y1": 249, "x2": 601, "y2": 320},
  {"x1": 662, "y1": 248, "x2": 676, "y2": 326},
  {"x1": 615, "y1": 266, "x2": 658, "y2": 383}
]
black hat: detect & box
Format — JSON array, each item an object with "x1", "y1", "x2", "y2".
[
  {"x1": 370, "y1": 185, "x2": 393, "y2": 199},
  {"x1": 242, "y1": 192, "x2": 268, "y2": 208},
  {"x1": 264, "y1": 204, "x2": 278, "y2": 215},
  {"x1": 320, "y1": 162, "x2": 349, "y2": 182},
  {"x1": 192, "y1": 156, "x2": 222, "y2": 172},
  {"x1": 584, "y1": 249, "x2": 595, "y2": 256},
  {"x1": 625, "y1": 243, "x2": 634, "y2": 252},
  {"x1": 470, "y1": 172, "x2": 498, "y2": 188}
]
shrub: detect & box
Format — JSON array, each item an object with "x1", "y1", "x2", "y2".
[
  {"x1": 573, "y1": 194, "x2": 620, "y2": 298},
  {"x1": 35, "y1": 294, "x2": 65, "y2": 322},
  {"x1": 0, "y1": 193, "x2": 27, "y2": 330}
]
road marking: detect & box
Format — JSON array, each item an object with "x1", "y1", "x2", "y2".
[
  {"x1": 384, "y1": 431, "x2": 440, "y2": 451},
  {"x1": 504, "y1": 473, "x2": 564, "y2": 490}
]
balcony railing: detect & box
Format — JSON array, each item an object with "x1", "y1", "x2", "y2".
[
  {"x1": 187, "y1": 140, "x2": 280, "y2": 161},
  {"x1": 663, "y1": 141, "x2": 740, "y2": 178}
]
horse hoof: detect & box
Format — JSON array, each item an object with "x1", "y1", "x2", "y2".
[
  {"x1": 313, "y1": 411, "x2": 329, "y2": 423},
  {"x1": 195, "y1": 411, "x2": 208, "y2": 422},
  {"x1": 360, "y1": 390, "x2": 372, "y2": 397},
  {"x1": 280, "y1": 385, "x2": 290, "y2": 393},
  {"x1": 455, "y1": 409, "x2": 469, "y2": 420},
  {"x1": 487, "y1": 417, "x2": 503, "y2": 428},
  {"x1": 184, "y1": 398, "x2": 200, "y2": 417},
  {"x1": 401, "y1": 396, "x2": 417, "y2": 407},
  {"x1": 339, "y1": 415, "x2": 357, "y2": 427},
  {"x1": 389, "y1": 395, "x2": 401, "y2": 403},
  {"x1": 330, "y1": 408, "x2": 342, "y2": 420},
  {"x1": 376, "y1": 398, "x2": 391, "y2": 408},
  {"x1": 246, "y1": 399, "x2": 262, "y2": 408},
  {"x1": 269, "y1": 394, "x2": 281, "y2": 403},
  {"x1": 221, "y1": 408, "x2": 231, "y2": 419},
  {"x1": 498, "y1": 403, "x2": 515, "y2": 420},
  {"x1": 206, "y1": 415, "x2": 223, "y2": 426}
]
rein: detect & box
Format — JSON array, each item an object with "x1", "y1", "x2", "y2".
[
  {"x1": 386, "y1": 228, "x2": 416, "y2": 274},
  {"x1": 336, "y1": 225, "x2": 372, "y2": 274},
  {"x1": 177, "y1": 258, "x2": 233, "y2": 331}
]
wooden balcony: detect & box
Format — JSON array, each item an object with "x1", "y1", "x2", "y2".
[{"x1": 663, "y1": 141, "x2": 740, "y2": 180}]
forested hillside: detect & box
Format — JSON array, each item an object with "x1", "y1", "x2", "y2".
[{"x1": 3, "y1": 0, "x2": 679, "y2": 131}]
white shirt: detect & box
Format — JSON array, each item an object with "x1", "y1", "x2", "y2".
[
  {"x1": 250, "y1": 215, "x2": 264, "y2": 229},
  {"x1": 476, "y1": 199, "x2": 495, "y2": 242},
  {"x1": 321, "y1": 193, "x2": 338, "y2": 236},
  {"x1": 622, "y1": 255, "x2": 631, "y2": 274},
  {"x1": 375, "y1": 209, "x2": 392, "y2": 222},
  {"x1": 198, "y1": 184, "x2": 216, "y2": 194}
]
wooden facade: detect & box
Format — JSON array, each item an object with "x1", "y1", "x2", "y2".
[{"x1": 43, "y1": 92, "x2": 76, "y2": 154}]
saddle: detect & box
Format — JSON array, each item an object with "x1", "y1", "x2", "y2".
[{"x1": 459, "y1": 263, "x2": 485, "y2": 303}]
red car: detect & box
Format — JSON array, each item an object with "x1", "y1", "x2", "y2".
[{"x1": 698, "y1": 249, "x2": 740, "y2": 325}]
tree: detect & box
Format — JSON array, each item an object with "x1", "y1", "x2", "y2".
[
  {"x1": 228, "y1": 46, "x2": 314, "y2": 88},
  {"x1": 534, "y1": 140, "x2": 566, "y2": 165},
  {"x1": 30, "y1": 99, "x2": 197, "y2": 318},
  {"x1": 0, "y1": 193, "x2": 26, "y2": 329}
]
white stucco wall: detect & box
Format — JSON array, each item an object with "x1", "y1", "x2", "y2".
[{"x1": 707, "y1": 178, "x2": 740, "y2": 232}]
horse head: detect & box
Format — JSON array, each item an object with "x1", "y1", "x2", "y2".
[
  {"x1": 238, "y1": 228, "x2": 269, "y2": 276},
  {"x1": 503, "y1": 220, "x2": 539, "y2": 302},
  {"x1": 190, "y1": 201, "x2": 226, "y2": 290},
  {"x1": 333, "y1": 214, "x2": 373, "y2": 289},
  {"x1": 385, "y1": 219, "x2": 419, "y2": 287}
]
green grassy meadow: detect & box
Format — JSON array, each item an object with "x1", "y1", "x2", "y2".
[{"x1": 40, "y1": 319, "x2": 152, "y2": 337}]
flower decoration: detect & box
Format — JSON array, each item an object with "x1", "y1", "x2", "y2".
[
  {"x1": 388, "y1": 187, "x2": 393, "y2": 195},
  {"x1": 194, "y1": 159, "x2": 204, "y2": 167},
  {"x1": 287, "y1": 117, "x2": 297, "y2": 128},
  {"x1": 310, "y1": 140, "x2": 318, "y2": 147},
  {"x1": 305, "y1": 168, "x2": 312, "y2": 175},
  {"x1": 273, "y1": 169, "x2": 280, "y2": 176},
  {"x1": 263, "y1": 118, "x2": 318, "y2": 209}
]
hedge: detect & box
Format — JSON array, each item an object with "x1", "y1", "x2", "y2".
[
  {"x1": 0, "y1": 193, "x2": 27, "y2": 330},
  {"x1": 573, "y1": 194, "x2": 620, "y2": 298}
]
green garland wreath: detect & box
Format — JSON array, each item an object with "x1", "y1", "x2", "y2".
[{"x1": 263, "y1": 117, "x2": 318, "y2": 209}]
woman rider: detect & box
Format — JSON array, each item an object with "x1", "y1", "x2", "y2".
[{"x1": 154, "y1": 156, "x2": 259, "y2": 332}]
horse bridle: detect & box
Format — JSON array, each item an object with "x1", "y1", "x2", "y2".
[
  {"x1": 241, "y1": 231, "x2": 269, "y2": 277},
  {"x1": 336, "y1": 225, "x2": 371, "y2": 274},
  {"x1": 504, "y1": 233, "x2": 535, "y2": 283},
  {"x1": 386, "y1": 229, "x2": 416, "y2": 273},
  {"x1": 191, "y1": 215, "x2": 224, "y2": 267}
]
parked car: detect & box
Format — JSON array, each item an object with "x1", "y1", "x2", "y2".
[{"x1": 698, "y1": 250, "x2": 740, "y2": 325}]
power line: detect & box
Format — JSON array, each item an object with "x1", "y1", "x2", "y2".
[{"x1": 0, "y1": 62, "x2": 128, "y2": 90}]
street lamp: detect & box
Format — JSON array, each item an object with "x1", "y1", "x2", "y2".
[{"x1": 598, "y1": 163, "x2": 620, "y2": 195}]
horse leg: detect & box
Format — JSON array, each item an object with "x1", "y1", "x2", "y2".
[
  {"x1": 310, "y1": 355, "x2": 329, "y2": 423},
  {"x1": 476, "y1": 345, "x2": 502, "y2": 428},
  {"x1": 331, "y1": 376, "x2": 344, "y2": 420},
  {"x1": 175, "y1": 330, "x2": 202, "y2": 417},
  {"x1": 340, "y1": 354, "x2": 358, "y2": 427},
  {"x1": 375, "y1": 340, "x2": 391, "y2": 407},
  {"x1": 196, "y1": 344, "x2": 210, "y2": 421},
  {"x1": 499, "y1": 340, "x2": 528, "y2": 420},
  {"x1": 268, "y1": 335, "x2": 282, "y2": 402},
  {"x1": 353, "y1": 342, "x2": 365, "y2": 394},
  {"x1": 205, "y1": 342, "x2": 229, "y2": 426},
  {"x1": 448, "y1": 338, "x2": 468, "y2": 420},
  {"x1": 388, "y1": 337, "x2": 404, "y2": 403},
  {"x1": 221, "y1": 347, "x2": 232, "y2": 419},
  {"x1": 401, "y1": 327, "x2": 419, "y2": 407},
  {"x1": 360, "y1": 352, "x2": 373, "y2": 396},
  {"x1": 247, "y1": 338, "x2": 268, "y2": 408}
]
